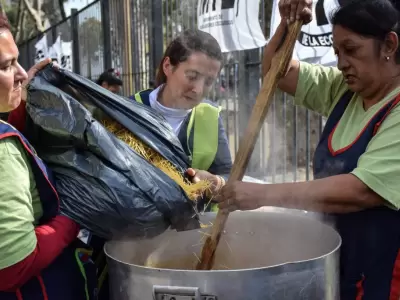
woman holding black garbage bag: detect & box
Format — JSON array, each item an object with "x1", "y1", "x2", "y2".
[
  {"x1": 0, "y1": 14, "x2": 96, "y2": 300},
  {"x1": 89, "y1": 29, "x2": 234, "y2": 300},
  {"x1": 216, "y1": 0, "x2": 400, "y2": 299}
]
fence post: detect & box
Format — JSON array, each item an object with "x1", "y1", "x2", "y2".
[
  {"x1": 238, "y1": 49, "x2": 262, "y2": 177},
  {"x1": 150, "y1": 0, "x2": 163, "y2": 84},
  {"x1": 101, "y1": 0, "x2": 112, "y2": 70},
  {"x1": 247, "y1": 49, "x2": 263, "y2": 177},
  {"x1": 71, "y1": 9, "x2": 81, "y2": 74},
  {"x1": 25, "y1": 41, "x2": 31, "y2": 69},
  {"x1": 51, "y1": 26, "x2": 57, "y2": 47}
]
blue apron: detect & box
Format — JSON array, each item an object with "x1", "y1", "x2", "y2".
[
  {"x1": 0, "y1": 121, "x2": 97, "y2": 300},
  {"x1": 313, "y1": 91, "x2": 400, "y2": 300}
]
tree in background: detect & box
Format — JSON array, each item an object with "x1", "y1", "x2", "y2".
[
  {"x1": 78, "y1": 16, "x2": 102, "y2": 79},
  {"x1": 3, "y1": 0, "x2": 67, "y2": 44},
  {"x1": 79, "y1": 16, "x2": 102, "y2": 58}
]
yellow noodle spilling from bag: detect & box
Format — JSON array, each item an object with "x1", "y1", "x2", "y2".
[{"x1": 103, "y1": 120, "x2": 211, "y2": 201}]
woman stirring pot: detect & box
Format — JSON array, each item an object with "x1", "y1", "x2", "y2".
[{"x1": 216, "y1": 0, "x2": 400, "y2": 299}]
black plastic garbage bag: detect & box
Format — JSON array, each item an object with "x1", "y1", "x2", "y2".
[{"x1": 23, "y1": 65, "x2": 199, "y2": 240}]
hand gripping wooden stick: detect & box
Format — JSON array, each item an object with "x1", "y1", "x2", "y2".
[{"x1": 196, "y1": 21, "x2": 303, "y2": 271}]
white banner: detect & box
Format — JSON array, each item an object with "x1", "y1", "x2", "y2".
[
  {"x1": 35, "y1": 35, "x2": 73, "y2": 71},
  {"x1": 270, "y1": 0, "x2": 340, "y2": 66},
  {"x1": 48, "y1": 36, "x2": 62, "y2": 63},
  {"x1": 60, "y1": 41, "x2": 73, "y2": 71},
  {"x1": 197, "y1": 0, "x2": 267, "y2": 52},
  {"x1": 34, "y1": 35, "x2": 48, "y2": 64}
]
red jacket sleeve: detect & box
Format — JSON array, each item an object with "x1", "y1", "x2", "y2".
[
  {"x1": 8, "y1": 101, "x2": 27, "y2": 133},
  {"x1": 0, "y1": 215, "x2": 80, "y2": 291}
]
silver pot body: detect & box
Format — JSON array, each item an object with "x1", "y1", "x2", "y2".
[{"x1": 105, "y1": 209, "x2": 341, "y2": 300}]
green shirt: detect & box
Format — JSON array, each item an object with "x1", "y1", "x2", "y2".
[
  {"x1": 0, "y1": 136, "x2": 42, "y2": 269},
  {"x1": 295, "y1": 62, "x2": 400, "y2": 209}
]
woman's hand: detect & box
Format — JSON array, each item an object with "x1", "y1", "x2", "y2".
[
  {"x1": 21, "y1": 58, "x2": 58, "y2": 101},
  {"x1": 279, "y1": 0, "x2": 313, "y2": 24},
  {"x1": 186, "y1": 168, "x2": 225, "y2": 195},
  {"x1": 216, "y1": 181, "x2": 267, "y2": 212}
]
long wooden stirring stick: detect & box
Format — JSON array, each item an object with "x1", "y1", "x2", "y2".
[{"x1": 196, "y1": 21, "x2": 303, "y2": 271}]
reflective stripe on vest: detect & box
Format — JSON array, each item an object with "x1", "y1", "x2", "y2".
[
  {"x1": 187, "y1": 103, "x2": 221, "y2": 213},
  {"x1": 134, "y1": 92, "x2": 143, "y2": 104},
  {"x1": 187, "y1": 103, "x2": 220, "y2": 171},
  {"x1": 134, "y1": 91, "x2": 220, "y2": 171}
]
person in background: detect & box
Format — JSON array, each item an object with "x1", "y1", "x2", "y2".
[
  {"x1": 216, "y1": 0, "x2": 400, "y2": 299},
  {"x1": 1, "y1": 15, "x2": 97, "y2": 300},
  {"x1": 96, "y1": 68, "x2": 123, "y2": 94}
]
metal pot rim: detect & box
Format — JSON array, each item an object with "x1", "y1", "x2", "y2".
[
  {"x1": 105, "y1": 244, "x2": 341, "y2": 274},
  {"x1": 104, "y1": 209, "x2": 342, "y2": 273}
]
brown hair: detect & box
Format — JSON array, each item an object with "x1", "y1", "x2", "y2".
[
  {"x1": 0, "y1": 13, "x2": 10, "y2": 31},
  {"x1": 155, "y1": 29, "x2": 223, "y2": 87}
]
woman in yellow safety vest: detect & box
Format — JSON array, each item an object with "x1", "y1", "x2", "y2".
[{"x1": 131, "y1": 29, "x2": 233, "y2": 210}]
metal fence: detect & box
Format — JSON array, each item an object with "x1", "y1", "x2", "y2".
[{"x1": 17, "y1": 0, "x2": 324, "y2": 183}]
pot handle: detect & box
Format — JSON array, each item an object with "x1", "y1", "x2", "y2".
[{"x1": 153, "y1": 285, "x2": 217, "y2": 300}]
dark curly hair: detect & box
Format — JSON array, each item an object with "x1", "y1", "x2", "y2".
[{"x1": 331, "y1": 0, "x2": 400, "y2": 63}]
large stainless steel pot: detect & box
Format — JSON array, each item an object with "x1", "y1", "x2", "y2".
[{"x1": 105, "y1": 208, "x2": 341, "y2": 300}]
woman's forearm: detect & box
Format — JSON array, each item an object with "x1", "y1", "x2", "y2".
[
  {"x1": 0, "y1": 216, "x2": 79, "y2": 291},
  {"x1": 259, "y1": 174, "x2": 384, "y2": 213}
]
